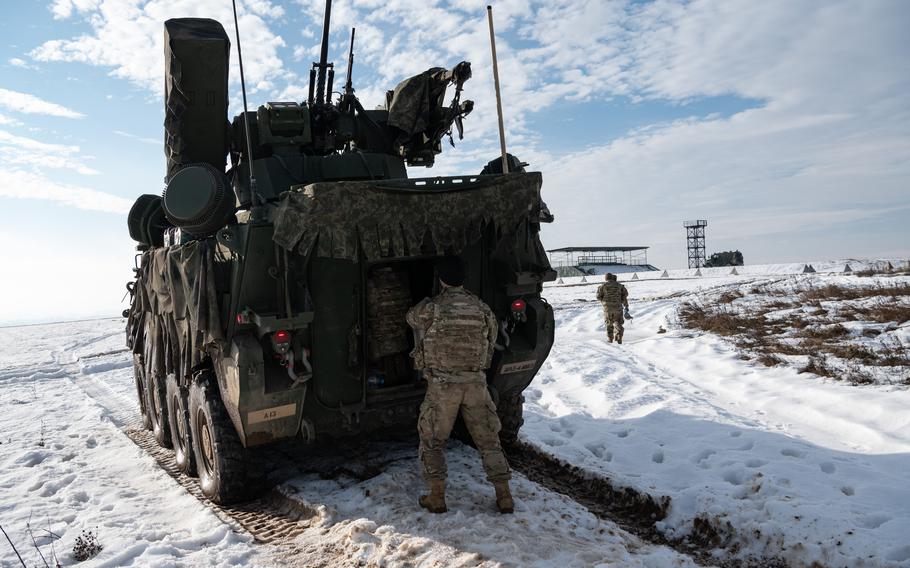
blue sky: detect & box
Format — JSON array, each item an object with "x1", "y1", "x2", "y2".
[{"x1": 1, "y1": 0, "x2": 908, "y2": 324}]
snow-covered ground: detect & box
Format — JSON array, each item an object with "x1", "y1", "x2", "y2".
[
  {"x1": 0, "y1": 323, "x2": 697, "y2": 566},
  {"x1": 529, "y1": 269, "x2": 910, "y2": 567},
  {"x1": 0, "y1": 321, "x2": 264, "y2": 567},
  {"x1": 2, "y1": 262, "x2": 909, "y2": 567}
]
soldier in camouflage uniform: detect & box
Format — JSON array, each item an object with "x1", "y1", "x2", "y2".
[
  {"x1": 406, "y1": 256, "x2": 514, "y2": 514},
  {"x1": 596, "y1": 273, "x2": 629, "y2": 344}
]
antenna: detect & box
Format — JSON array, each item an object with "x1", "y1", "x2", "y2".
[
  {"x1": 231, "y1": 0, "x2": 259, "y2": 206},
  {"x1": 486, "y1": 5, "x2": 509, "y2": 174},
  {"x1": 343, "y1": 27, "x2": 356, "y2": 104}
]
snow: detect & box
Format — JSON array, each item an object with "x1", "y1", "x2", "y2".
[
  {"x1": 2, "y1": 261, "x2": 909, "y2": 567},
  {"x1": 0, "y1": 321, "x2": 263, "y2": 568},
  {"x1": 0, "y1": 321, "x2": 697, "y2": 567},
  {"x1": 278, "y1": 447, "x2": 697, "y2": 567},
  {"x1": 530, "y1": 270, "x2": 910, "y2": 566}
]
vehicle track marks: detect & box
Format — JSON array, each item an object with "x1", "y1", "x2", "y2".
[
  {"x1": 507, "y1": 442, "x2": 785, "y2": 568},
  {"x1": 125, "y1": 424, "x2": 317, "y2": 544}
]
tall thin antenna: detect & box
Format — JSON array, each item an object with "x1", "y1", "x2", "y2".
[
  {"x1": 486, "y1": 5, "x2": 509, "y2": 174},
  {"x1": 231, "y1": 0, "x2": 258, "y2": 204},
  {"x1": 343, "y1": 27, "x2": 356, "y2": 97}
]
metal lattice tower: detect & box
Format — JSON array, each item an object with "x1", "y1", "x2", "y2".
[{"x1": 684, "y1": 220, "x2": 707, "y2": 268}]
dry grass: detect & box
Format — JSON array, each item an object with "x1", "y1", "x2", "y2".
[
  {"x1": 797, "y1": 324, "x2": 849, "y2": 340},
  {"x1": 679, "y1": 278, "x2": 910, "y2": 385},
  {"x1": 757, "y1": 353, "x2": 784, "y2": 367},
  {"x1": 677, "y1": 303, "x2": 764, "y2": 337},
  {"x1": 855, "y1": 265, "x2": 910, "y2": 277},
  {"x1": 829, "y1": 344, "x2": 878, "y2": 363},
  {"x1": 863, "y1": 301, "x2": 910, "y2": 325},
  {"x1": 73, "y1": 529, "x2": 103, "y2": 562},
  {"x1": 800, "y1": 357, "x2": 836, "y2": 379},
  {"x1": 800, "y1": 282, "x2": 910, "y2": 302},
  {"x1": 718, "y1": 290, "x2": 744, "y2": 304}
]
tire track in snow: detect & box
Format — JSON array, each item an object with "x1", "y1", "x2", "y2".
[{"x1": 57, "y1": 345, "x2": 320, "y2": 547}]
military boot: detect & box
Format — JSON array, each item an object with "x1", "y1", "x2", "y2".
[
  {"x1": 616, "y1": 335, "x2": 623, "y2": 345},
  {"x1": 419, "y1": 480, "x2": 447, "y2": 513},
  {"x1": 607, "y1": 334, "x2": 614, "y2": 343},
  {"x1": 494, "y1": 482, "x2": 514, "y2": 514}
]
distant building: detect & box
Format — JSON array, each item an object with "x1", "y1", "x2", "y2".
[{"x1": 547, "y1": 247, "x2": 659, "y2": 277}]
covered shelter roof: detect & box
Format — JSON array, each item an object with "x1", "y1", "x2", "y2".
[{"x1": 547, "y1": 246, "x2": 649, "y2": 253}]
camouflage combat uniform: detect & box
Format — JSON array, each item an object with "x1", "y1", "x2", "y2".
[
  {"x1": 406, "y1": 287, "x2": 511, "y2": 485},
  {"x1": 596, "y1": 280, "x2": 629, "y2": 343}
]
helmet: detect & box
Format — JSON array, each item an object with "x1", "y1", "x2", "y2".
[{"x1": 605, "y1": 273, "x2": 617, "y2": 281}]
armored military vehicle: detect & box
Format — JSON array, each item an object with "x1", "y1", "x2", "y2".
[{"x1": 125, "y1": 5, "x2": 555, "y2": 504}]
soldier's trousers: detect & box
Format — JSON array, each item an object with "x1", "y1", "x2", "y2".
[
  {"x1": 418, "y1": 381, "x2": 512, "y2": 483},
  {"x1": 604, "y1": 309, "x2": 624, "y2": 341}
]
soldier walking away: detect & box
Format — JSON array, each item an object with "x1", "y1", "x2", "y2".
[
  {"x1": 406, "y1": 256, "x2": 514, "y2": 514},
  {"x1": 596, "y1": 273, "x2": 629, "y2": 344}
]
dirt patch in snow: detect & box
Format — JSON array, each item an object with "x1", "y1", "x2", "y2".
[{"x1": 508, "y1": 442, "x2": 791, "y2": 568}]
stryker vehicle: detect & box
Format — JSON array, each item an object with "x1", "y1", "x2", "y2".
[{"x1": 125, "y1": 3, "x2": 555, "y2": 504}]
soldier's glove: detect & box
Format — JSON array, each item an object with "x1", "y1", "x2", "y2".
[{"x1": 623, "y1": 307, "x2": 632, "y2": 319}]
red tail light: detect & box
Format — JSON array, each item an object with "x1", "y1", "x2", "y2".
[{"x1": 274, "y1": 330, "x2": 291, "y2": 344}]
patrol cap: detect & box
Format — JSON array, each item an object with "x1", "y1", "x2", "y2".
[{"x1": 437, "y1": 256, "x2": 466, "y2": 287}]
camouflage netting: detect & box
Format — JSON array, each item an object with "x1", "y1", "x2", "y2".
[
  {"x1": 272, "y1": 173, "x2": 548, "y2": 263},
  {"x1": 127, "y1": 240, "x2": 223, "y2": 385},
  {"x1": 386, "y1": 67, "x2": 449, "y2": 138}
]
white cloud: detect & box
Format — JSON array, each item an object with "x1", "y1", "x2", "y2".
[
  {"x1": 34, "y1": 0, "x2": 288, "y2": 96},
  {"x1": 525, "y1": 0, "x2": 910, "y2": 266},
  {"x1": 0, "y1": 113, "x2": 23, "y2": 127},
  {"x1": 114, "y1": 130, "x2": 159, "y2": 145},
  {"x1": 0, "y1": 169, "x2": 130, "y2": 214},
  {"x1": 0, "y1": 130, "x2": 99, "y2": 175},
  {"x1": 49, "y1": 0, "x2": 101, "y2": 20},
  {"x1": 0, "y1": 88, "x2": 84, "y2": 119},
  {"x1": 8, "y1": 58, "x2": 34, "y2": 69}
]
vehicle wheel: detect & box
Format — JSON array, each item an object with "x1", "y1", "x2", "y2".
[
  {"x1": 166, "y1": 374, "x2": 197, "y2": 477},
  {"x1": 133, "y1": 354, "x2": 152, "y2": 430},
  {"x1": 188, "y1": 375, "x2": 264, "y2": 504},
  {"x1": 497, "y1": 390, "x2": 524, "y2": 446},
  {"x1": 147, "y1": 372, "x2": 173, "y2": 448}
]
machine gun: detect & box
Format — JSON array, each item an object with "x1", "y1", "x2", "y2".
[{"x1": 339, "y1": 27, "x2": 356, "y2": 113}]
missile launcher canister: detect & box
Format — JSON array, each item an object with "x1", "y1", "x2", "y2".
[{"x1": 124, "y1": 10, "x2": 555, "y2": 504}]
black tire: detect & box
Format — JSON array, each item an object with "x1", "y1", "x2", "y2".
[
  {"x1": 133, "y1": 354, "x2": 152, "y2": 430},
  {"x1": 148, "y1": 372, "x2": 173, "y2": 448},
  {"x1": 166, "y1": 374, "x2": 197, "y2": 477},
  {"x1": 188, "y1": 375, "x2": 265, "y2": 504},
  {"x1": 497, "y1": 390, "x2": 525, "y2": 446}
]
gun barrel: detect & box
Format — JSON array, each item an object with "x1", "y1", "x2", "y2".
[{"x1": 314, "y1": 0, "x2": 332, "y2": 105}]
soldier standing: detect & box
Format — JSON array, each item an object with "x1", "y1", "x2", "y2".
[
  {"x1": 406, "y1": 256, "x2": 514, "y2": 514},
  {"x1": 596, "y1": 273, "x2": 629, "y2": 344}
]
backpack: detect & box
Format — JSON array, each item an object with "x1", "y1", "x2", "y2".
[{"x1": 421, "y1": 293, "x2": 491, "y2": 371}]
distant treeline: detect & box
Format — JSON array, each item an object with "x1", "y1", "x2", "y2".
[{"x1": 704, "y1": 250, "x2": 744, "y2": 267}]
